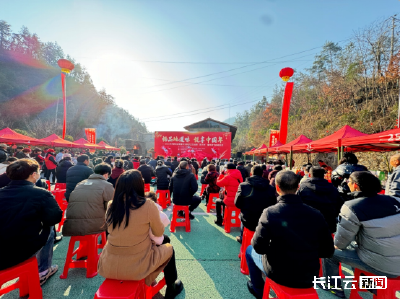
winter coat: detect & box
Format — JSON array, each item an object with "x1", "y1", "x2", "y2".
[
  {"x1": 385, "y1": 165, "x2": 400, "y2": 198},
  {"x1": 201, "y1": 161, "x2": 208, "y2": 168},
  {"x1": 205, "y1": 171, "x2": 220, "y2": 193},
  {"x1": 0, "y1": 148, "x2": 8, "y2": 163},
  {"x1": 169, "y1": 169, "x2": 198, "y2": 206},
  {"x1": 156, "y1": 165, "x2": 172, "y2": 190},
  {"x1": 107, "y1": 167, "x2": 125, "y2": 188},
  {"x1": 171, "y1": 160, "x2": 179, "y2": 171},
  {"x1": 335, "y1": 194, "x2": 400, "y2": 276},
  {"x1": 216, "y1": 169, "x2": 243, "y2": 206},
  {"x1": 124, "y1": 160, "x2": 133, "y2": 170},
  {"x1": 236, "y1": 165, "x2": 248, "y2": 181},
  {"x1": 98, "y1": 199, "x2": 173, "y2": 286},
  {"x1": 0, "y1": 180, "x2": 63, "y2": 270},
  {"x1": 245, "y1": 164, "x2": 253, "y2": 175},
  {"x1": 148, "y1": 159, "x2": 157, "y2": 170},
  {"x1": 33, "y1": 154, "x2": 45, "y2": 167},
  {"x1": 252, "y1": 194, "x2": 334, "y2": 288},
  {"x1": 297, "y1": 178, "x2": 343, "y2": 233},
  {"x1": 165, "y1": 160, "x2": 172, "y2": 168},
  {"x1": 192, "y1": 161, "x2": 199, "y2": 175},
  {"x1": 234, "y1": 176, "x2": 277, "y2": 231},
  {"x1": 0, "y1": 163, "x2": 7, "y2": 174},
  {"x1": 15, "y1": 151, "x2": 26, "y2": 159},
  {"x1": 132, "y1": 159, "x2": 140, "y2": 170},
  {"x1": 200, "y1": 169, "x2": 208, "y2": 184},
  {"x1": 63, "y1": 174, "x2": 114, "y2": 236},
  {"x1": 138, "y1": 164, "x2": 156, "y2": 184},
  {"x1": 56, "y1": 159, "x2": 73, "y2": 183},
  {"x1": 65, "y1": 162, "x2": 94, "y2": 200}
]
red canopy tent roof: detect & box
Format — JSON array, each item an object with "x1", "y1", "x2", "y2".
[
  {"x1": 98, "y1": 141, "x2": 120, "y2": 151},
  {"x1": 254, "y1": 144, "x2": 267, "y2": 154},
  {"x1": 246, "y1": 147, "x2": 257, "y2": 155},
  {"x1": 342, "y1": 128, "x2": 400, "y2": 152},
  {"x1": 37, "y1": 134, "x2": 80, "y2": 148},
  {"x1": 73, "y1": 138, "x2": 104, "y2": 150},
  {"x1": 292, "y1": 125, "x2": 367, "y2": 153},
  {"x1": 262, "y1": 141, "x2": 284, "y2": 154},
  {"x1": 0, "y1": 127, "x2": 41, "y2": 145},
  {"x1": 271, "y1": 135, "x2": 313, "y2": 154}
]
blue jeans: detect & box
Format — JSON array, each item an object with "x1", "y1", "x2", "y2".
[
  {"x1": 246, "y1": 245, "x2": 267, "y2": 297},
  {"x1": 36, "y1": 226, "x2": 55, "y2": 273},
  {"x1": 323, "y1": 244, "x2": 398, "y2": 286}
]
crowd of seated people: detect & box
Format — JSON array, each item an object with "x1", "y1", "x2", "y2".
[{"x1": 1, "y1": 148, "x2": 400, "y2": 299}]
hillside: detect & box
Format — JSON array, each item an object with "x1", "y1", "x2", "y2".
[
  {"x1": 232, "y1": 17, "x2": 400, "y2": 171},
  {"x1": 0, "y1": 21, "x2": 147, "y2": 145}
]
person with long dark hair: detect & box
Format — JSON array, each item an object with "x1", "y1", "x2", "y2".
[{"x1": 98, "y1": 170, "x2": 183, "y2": 299}]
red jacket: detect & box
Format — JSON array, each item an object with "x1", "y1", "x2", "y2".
[
  {"x1": 216, "y1": 169, "x2": 243, "y2": 206},
  {"x1": 132, "y1": 160, "x2": 140, "y2": 169}
]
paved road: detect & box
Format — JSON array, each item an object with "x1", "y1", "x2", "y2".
[{"x1": 1, "y1": 175, "x2": 386, "y2": 299}]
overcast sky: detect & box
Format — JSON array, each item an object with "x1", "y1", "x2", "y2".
[{"x1": 2, "y1": 0, "x2": 399, "y2": 132}]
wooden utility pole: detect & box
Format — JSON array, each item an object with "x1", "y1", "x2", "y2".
[{"x1": 391, "y1": 15, "x2": 397, "y2": 59}]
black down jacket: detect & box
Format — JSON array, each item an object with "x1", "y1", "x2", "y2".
[
  {"x1": 0, "y1": 180, "x2": 63, "y2": 270},
  {"x1": 156, "y1": 165, "x2": 172, "y2": 190},
  {"x1": 297, "y1": 177, "x2": 343, "y2": 233},
  {"x1": 65, "y1": 162, "x2": 94, "y2": 200},
  {"x1": 56, "y1": 159, "x2": 73, "y2": 183},
  {"x1": 234, "y1": 176, "x2": 277, "y2": 231},
  {"x1": 169, "y1": 169, "x2": 198, "y2": 206},
  {"x1": 138, "y1": 164, "x2": 156, "y2": 184}
]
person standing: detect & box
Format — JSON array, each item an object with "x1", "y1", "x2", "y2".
[
  {"x1": 0, "y1": 159, "x2": 63, "y2": 285},
  {"x1": 214, "y1": 163, "x2": 243, "y2": 226},
  {"x1": 65, "y1": 154, "x2": 94, "y2": 201},
  {"x1": 56, "y1": 149, "x2": 65, "y2": 163},
  {"x1": 63, "y1": 163, "x2": 114, "y2": 236},
  {"x1": 246, "y1": 170, "x2": 334, "y2": 298},
  {"x1": 0, "y1": 143, "x2": 8, "y2": 163},
  {"x1": 14, "y1": 146, "x2": 24, "y2": 158},
  {"x1": 132, "y1": 156, "x2": 140, "y2": 169},
  {"x1": 385, "y1": 154, "x2": 400, "y2": 197},
  {"x1": 169, "y1": 161, "x2": 201, "y2": 220},
  {"x1": 171, "y1": 157, "x2": 179, "y2": 171},
  {"x1": 45, "y1": 149, "x2": 58, "y2": 183},
  {"x1": 236, "y1": 161, "x2": 249, "y2": 181}
]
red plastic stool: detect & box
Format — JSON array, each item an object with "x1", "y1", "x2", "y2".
[
  {"x1": 60, "y1": 232, "x2": 106, "y2": 279},
  {"x1": 207, "y1": 193, "x2": 219, "y2": 213},
  {"x1": 54, "y1": 183, "x2": 66, "y2": 190},
  {"x1": 156, "y1": 190, "x2": 171, "y2": 209},
  {"x1": 263, "y1": 277, "x2": 318, "y2": 299},
  {"x1": 45, "y1": 180, "x2": 51, "y2": 191},
  {"x1": 200, "y1": 184, "x2": 207, "y2": 196},
  {"x1": 0, "y1": 257, "x2": 42, "y2": 299},
  {"x1": 239, "y1": 228, "x2": 255, "y2": 275},
  {"x1": 349, "y1": 268, "x2": 400, "y2": 299},
  {"x1": 52, "y1": 190, "x2": 67, "y2": 232},
  {"x1": 144, "y1": 183, "x2": 150, "y2": 193},
  {"x1": 223, "y1": 206, "x2": 241, "y2": 233},
  {"x1": 170, "y1": 205, "x2": 191, "y2": 233},
  {"x1": 94, "y1": 274, "x2": 166, "y2": 299}
]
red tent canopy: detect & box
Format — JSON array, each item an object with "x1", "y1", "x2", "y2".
[
  {"x1": 273, "y1": 135, "x2": 313, "y2": 154},
  {"x1": 247, "y1": 147, "x2": 257, "y2": 155},
  {"x1": 342, "y1": 128, "x2": 400, "y2": 152},
  {"x1": 37, "y1": 134, "x2": 80, "y2": 148},
  {"x1": 0, "y1": 127, "x2": 41, "y2": 145},
  {"x1": 263, "y1": 140, "x2": 284, "y2": 154},
  {"x1": 292, "y1": 125, "x2": 367, "y2": 153},
  {"x1": 73, "y1": 138, "x2": 104, "y2": 150},
  {"x1": 254, "y1": 144, "x2": 267, "y2": 154},
  {"x1": 98, "y1": 141, "x2": 119, "y2": 151}
]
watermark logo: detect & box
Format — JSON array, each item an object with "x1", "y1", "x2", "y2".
[{"x1": 313, "y1": 276, "x2": 387, "y2": 290}]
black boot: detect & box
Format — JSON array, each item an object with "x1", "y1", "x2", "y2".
[
  {"x1": 214, "y1": 216, "x2": 223, "y2": 226},
  {"x1": 165, "y1": 279, "x2": 184, "y2": 299}
]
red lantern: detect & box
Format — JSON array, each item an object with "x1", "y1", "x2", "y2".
[
  {"x1": 58, "y1": 59, "x2": 75, "y2": 74},
  {"x1": 279, "y1": 67, "x2": 294, "y2": 82}
]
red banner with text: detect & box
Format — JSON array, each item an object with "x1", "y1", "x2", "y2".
[
  {"x1": 154, "y1": 131, "x2": 231, "y2": 160},
  {"x1": 85, "y1": 128, "x2": 96, "y2": 144},
  {"x1": 269, "y1": 130, "x2": 280, "y2": 147}
]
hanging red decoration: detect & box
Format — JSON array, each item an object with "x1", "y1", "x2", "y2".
[
  {"x1": 279, "y1": 67, "x2": 294, "y2": 82},
  {"x1": 57, "y1": 59, "x2": 75, "y2": 139}
]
